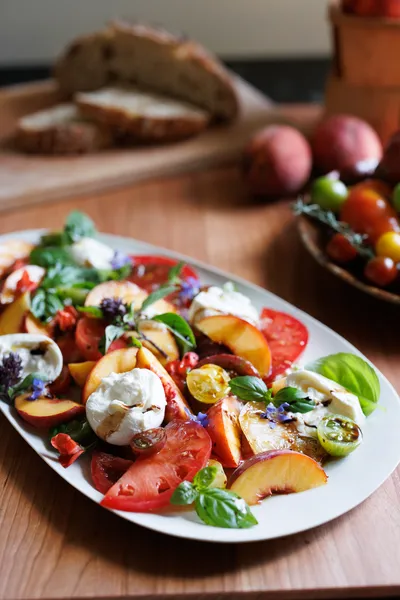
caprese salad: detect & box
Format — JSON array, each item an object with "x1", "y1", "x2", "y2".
[{"x1": 0, "y1": 212, "x2": 380, "y2": 529}]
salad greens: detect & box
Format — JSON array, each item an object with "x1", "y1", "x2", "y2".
[
  {"x1": 171, "y1": 465, "x2": 257, "y2": 529},
  {"x1": 229, "y1": 376, "x2": 272, "y2": 403}
]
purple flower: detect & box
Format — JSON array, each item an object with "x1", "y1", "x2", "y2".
[
  {"x1": 184, "y1": 407, "x2": 209, "y2": 427},
  {"x1": 260, "y1": 402, "x2": 293, "y2": 426},
  {"x1": 0, "y1": 353, "x2": 22, "y2": 390},
  {"x1": 111, "y1": 251, "x2": 132, "y2": 270},
  {"x1": 100, "y1": 297, "x2": 127, "y2": 321},
  {"x1": 28, "y1": 378, "x2": 46, "y2": 401},
  {"x1": 179, "y1": 277, "x2": 200, "y2": 303}
]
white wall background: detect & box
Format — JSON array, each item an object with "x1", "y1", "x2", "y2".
[{"x1": 0, "y1": 0, "x2": 331, "y2": 65}]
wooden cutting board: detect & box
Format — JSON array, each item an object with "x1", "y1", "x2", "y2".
[{"x1": 0, "y1": 77, "x2": 282, "y2": 211}]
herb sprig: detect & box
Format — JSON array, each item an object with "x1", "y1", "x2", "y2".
[
  {"x1": 293, "y1": 198, "x2": 374, "y2": 259},
  {"x1": 171, "y1": 466, "x2": 257, "y2": 529}
]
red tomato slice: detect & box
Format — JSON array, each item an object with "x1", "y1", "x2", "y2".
[
  {"x1": 75, "y1": 318, "x2": 128, "y2": 361},
  {"x1": 129, "y1": 255, "x2": 199, "y2": 293},
  {"x1": 91, "y1": 452, "x2": 134, "y2": 494},
  {"x1": 57, "y1": 332, "x2": 84, "y2": 363},
  {"x1": 260, "y1": 308, "x2": 308, "y2": 383},
  {"x1": 101, "y1": 420, "x2": 212, "y2": 512}
]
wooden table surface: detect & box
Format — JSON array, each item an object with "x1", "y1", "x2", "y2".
[{"x1": 1, "y1": 110, "x2": 400, "y2": 600}]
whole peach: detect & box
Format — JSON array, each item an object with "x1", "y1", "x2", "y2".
[
  {"x1": 243, "y1": 125, "x2": 312, "y2": 197},
  {"x1": 312, "y1": 114, "x2": 382, "y2": 173}
]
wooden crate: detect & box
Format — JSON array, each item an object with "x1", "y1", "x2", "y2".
[{"x1": 330, "y1": 2, "x2": 400, "y2": 86}]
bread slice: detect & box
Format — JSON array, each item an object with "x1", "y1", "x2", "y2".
[
  {"x1": 75, "y1": 86, "x2": 209, "y2": 142},
  {"x1": 16, "y1": 103, "x2": 113, "y2": 154},
  {"x1": 54, "y1": 22, "x2": 238, "y2": 121}
]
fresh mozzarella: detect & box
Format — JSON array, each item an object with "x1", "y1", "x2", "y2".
[
  {"x1": 0, "y1": 265, "x2": 45, "y2": 304},
  {"x1": 285, "y1": 369, "x2": 366, "y2": 433},
  {"x1": 0, "y1": 333, "x2": 63, "y2": 382},
  {"x1": 69, "y1": 237, "x2": 115, "y2": 270},
  {"x1": 188, "y1": 283, "x2": 259, "y2": 326},
  {"x1": 85, "y1": 368, "x2": 166, "y2": 445}
]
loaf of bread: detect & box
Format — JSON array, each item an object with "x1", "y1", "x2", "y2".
[
  {"x1": 76, "y1": 86, "x2": 209, "y2": 142},
  {"x1": 55, "y1": 21, "x2": 238, "y2": 121},
  {"x1": 16, "y1": 104, "x2": 113, "y2": 154}
]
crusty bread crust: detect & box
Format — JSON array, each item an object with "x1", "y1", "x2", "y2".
[{"x1": 54, "y1": 21, "x2": 238, "y2": 121}]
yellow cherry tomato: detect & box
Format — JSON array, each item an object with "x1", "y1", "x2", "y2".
[
  {"x1": 186, "y1": 364, "x2": 230, "y2": 404},
  {"x1": 375, "y1": 231, "x2": 400, "y2": 262}
]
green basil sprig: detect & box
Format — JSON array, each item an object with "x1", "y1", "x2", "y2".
[
  {"x1": 229, "y1": 376, "x2": 272, "y2": 403},
  {"x1": 139, "y1": 285, "x2": 178, "y2": 313},
  {"x1": 64, "y1": 211, "x2": 96, "y2": 243},
  {"x1": 306, "y1": 353, "x2": 380, "y2": 416},
  {"x1": 272, "y1": 387, "x2": 315, "y2": 413},
  {"x1": 171, "y1": 466, "x2": 257, "y2": 529},
  {"x1": 151, "y1": 312, "x2": 196, "y2": 354}
]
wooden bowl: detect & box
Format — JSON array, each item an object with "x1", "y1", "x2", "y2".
[{"x1": 297, "y1": 214, "x2": 400, "y2": 305}]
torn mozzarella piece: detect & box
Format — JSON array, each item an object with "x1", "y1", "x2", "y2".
[
  {"x1": 85, "y1": 368, "x2": 166, "y2": 445},
  {"x1": 188, "y1": 284, "x2": 259, "y2": 326},
  {"x1": 0, "y1": 333, "x2": 63, "y2": 381},
  {"x1": 69, "y1": 237, "x2": 115, "y2": 270}
]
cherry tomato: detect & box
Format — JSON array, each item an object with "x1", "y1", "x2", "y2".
[
  {"x1": 364, "y1": 256, "x2": 398, "y2": 286},
  {"x1": 51, "y1": 433, "x2": 84, "y2": 468},
  {"x1": 101, "y1": 420, "x2": 212, "y2": 511},
  {"x1": 165, "y1": 352, "x2": 199, "y2": 392},
  {"x1": 57, "y1": 332, "x2": 84, "y2": 363},
  {"x1": 186, "y1": 364, "x2": 230, "y2": 404},
  {"x1": 260, "y1": 308, "x2": 309, "y2": 383},
  {"x1": 311, "y1": 176, "x2": 348, "y2": 212},
  {"x1": 131, "y1": 428, "x2": 167, "y2": 457},
  {"x1": 317, "y1": 415, "x2": 362, "y2": 457},
  {"x1": 129, "y1": 255, "x2": 200, "y2": 306},
  {"x1": 349, "y1": 179, "x2": 392, "y2": 198},
  {"x1": 55, "y1": 306, "x2": 79, "y2": 332},
  {"x1": 340, "y1": 186, "x2": 400, "y2": 244},
  {"x1": 375, "y1": 231, "x2": 400, "y2": 262},
  {"x1": 326, "y1": 233, "x2": 358, "y2": 264},
  {"x1": 49, "y1": 365, "x2": 71, "y2": 395},
  {"x1": 91, "y1": 452, "x2": 133, "y2": 494}
]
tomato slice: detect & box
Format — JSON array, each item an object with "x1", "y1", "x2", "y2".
[
  {"x1": 129, "y1": 255, "x2": 199, "y2": 293},
  {"x1": 75, "y1": 317, "x2": 128, "y2": 361},
  {"x1": 101, "y1": 420, "x2": 212, "y2": 512},
  {"x1": 91, "y1": 452, "x2": 134, "y2": 494},
  {"x1": 57, "y1": 332, "x2": 84, "y2": 364},
  {"x1": 260, "y1": 308, "x2": 308, "y2": 383}
]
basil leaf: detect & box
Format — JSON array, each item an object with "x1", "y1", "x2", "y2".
[
  {"x1": 195, "y1": 489, "x2": 258, "y2": 529},
  {"x1": 9, "y1": 372, "x2": 48, "y2": 399},
  {"x1": 307, "y1": 352, "x2": 380, "y2": 416},
  {"x1": 40, "y1": 232, "x2": 69, "y2": 247},
  {"x1": 64, "y1": 211, "x2": 96, "y2": 243},
  {"x1": 140, "y1": 285, "x2": 178, "y2": 313},
  {"x1": 78, "y1": 305, "x2": 104, "y2": 318},
  {"x1": 57, "y1": 287, "x2": 90, "y2": 306},
  {"x1": 50, "y1": 419, "x2": 96, "y2": 445},
  {"x1": 41, "y1": 265, "x2": 83, "y2": 289},
  {"x1": 170, "y1": 481, "x2": 198, "y2": 506},
  {"x1": 100, "y1": 325, "x2": 125, "y2": 354},
  {"x1": 30, "y1": 246, "x2": 74, "y2": 268},
  {"x1": 151, "y1": 313, "x2": 196, "y2": 354},
  {"x1": 193, "y1": 466, "x2": 217, "y2": 490},
  {"x1": 229, "y1": 376, "x2": 272, "y2": 403},
  {"x1": 31, "y1": 289, "x2": 64, "y2": 322},
  {"x1": 273, "y1": 387, "x2": 315, "y2": 413},
  {"x1": 167, "y1": 261, "x2": 184, "y2": 284},
  {"x1": 127, "y1": 337, "x2": 142, "y2": 349}
]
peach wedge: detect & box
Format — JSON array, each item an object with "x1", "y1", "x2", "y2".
[
  {"x1": 229, "y1": 449, "x2": 328, "y2": 506},
  {"x1": 0, "y1": 291, "x2": 31, "y2": 335},
  {"x1": 136, "y1": 347, "x2": 192, "y2": 421},
  {"x1": 206, "y1": 396, "x2": 242, "y2": 468},
  {"x1": 82, "y1": 347, "x2": 139, "y2": 403},
  {"x1": 15, "y1": 393, "x2": 85, "y2": 429},
  {"x1": 84, "y1": 280, "x2": 176, "y2": 315},
  {"x1": 68, "y1": 361, "x2": 96, "y2": 387},
  {"x1": 196, "y1": 315, "x2": 271, "y2": 377}
]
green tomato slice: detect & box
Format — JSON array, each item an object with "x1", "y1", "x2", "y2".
[{"x1": 317, "y1": 415, "x2": 362, "y2": 457}]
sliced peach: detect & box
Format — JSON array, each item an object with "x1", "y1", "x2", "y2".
[
  {"x1": 207, "y1": 459, "x2": 227, "y2": 488},
  {"x1": 15, "y1": 393, "x2": 85, "y2": 429},
  {"x1": 82, "y1": 347, "x2": 138, "y2": 403},
  {"x1": 136, "y1": 347, "x2": 191, "y2": 421},
  {"x1": 68, "y1": 361, "x2": 96, "y2": 387},
  {"x1": 239, "y1": 401, "x2": 326, "y2": 464},
  {"x1": 24, "y1": 312, "x2": 54, "y2": 337},
  {"x1": 0, "y1": 240, "x2": 33, "y2": 278},
  {"x1": 0, "y1": 291, "x2": 30, "y2": 334},
  {"x1": 135, "y1": 321, "x2": 179, "y2": 365},
  {"x1": 196, "y1": 315, "x2": 271, "y2": 377},
  {"x1": 85, "y1": 281, "x2": 147, "y2": 311},
  {"x1": 229, "y1": 449, "x2": 328, "y2": 505},
  {"x1": 206, "y1": 396, "x2": 242, "y2": 468},
  {"x1": 0, "y1": 265, "x2": 45, "y2": 304}
]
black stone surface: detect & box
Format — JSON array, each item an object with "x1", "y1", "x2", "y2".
[{"x1": 0, "y1": 57, "x2": 331, "y2": 103}]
